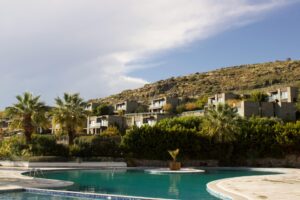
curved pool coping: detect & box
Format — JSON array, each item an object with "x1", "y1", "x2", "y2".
[
  {"x1": 206, "y1": 167, "x2": 300, "y2": 200},
  {"x1": 1, "y1": 167, "x2": 300, "y2": 199},
  {"x1": 0, "y1": 168, "x2": 75, "y2": 192}
]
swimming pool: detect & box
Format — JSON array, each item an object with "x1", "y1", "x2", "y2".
[{"x1": 32, "y1": 169, "x2": 277, "y2": 199}]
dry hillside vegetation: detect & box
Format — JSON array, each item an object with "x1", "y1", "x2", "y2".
[{"x1": 93, "y1": 60, "x2": 300, "y2": 105}]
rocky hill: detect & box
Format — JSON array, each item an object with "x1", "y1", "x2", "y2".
[{"x1": 93, "y1": 59, "x2": 300, "y2": 105}]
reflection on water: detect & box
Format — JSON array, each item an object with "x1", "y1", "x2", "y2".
[{"x1": 168, "y1": 174, "x2": 181, "y2": 197}]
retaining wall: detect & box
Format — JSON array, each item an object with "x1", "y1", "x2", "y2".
[
  {"x1": 0, "y1": 161, "x2": 127, "y2": 168},
  {"x1": 129, "y1": 159, "x2": 219, "y2": 167}
]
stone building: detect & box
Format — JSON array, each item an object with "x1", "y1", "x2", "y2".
[
  {"x1": 114, "y1": 100, "x2": 139, "y2": 114},
  {"x1": 208, "y1": 87, "x2": 298, "y2": 121},
  {"x1": 149, "y1": 96, "x2": 179, "y2": 113},
  {"x1": 125, "y1": 112, "x2": 170, "y2": 127},
  {"x1": 86, "y1": 115, "x2": 125, "y2": 134}
]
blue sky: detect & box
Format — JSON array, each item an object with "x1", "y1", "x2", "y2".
[
  {"x1": 130, "y1": 3, "x2": 300, "y2": 81},
  {"x1": 0, "y1": 0, "x2": 300, "y2": 109}
]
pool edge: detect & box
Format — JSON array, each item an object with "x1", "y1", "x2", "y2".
[{"x1": 206, "y1": 167, "x2": 300, "y2": 200}]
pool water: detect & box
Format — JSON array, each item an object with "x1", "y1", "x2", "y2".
[{"x1": 35, "y1": 169, "x2": 277, "y2": 200}]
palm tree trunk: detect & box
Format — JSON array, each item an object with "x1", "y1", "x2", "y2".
[
  {"x1": 23, "y1": 115, "x2": 33, "y2": 143},
  {"x1": 68, "y1": 131, "x2": 75, "y2": 145},
  {"x1": 24, "y1": 130, "x2": 32, "y2": 143}
]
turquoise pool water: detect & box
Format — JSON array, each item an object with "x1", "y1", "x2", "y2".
[{"x1": 34, "y1": 169, "x2": 277, "y2": 200}]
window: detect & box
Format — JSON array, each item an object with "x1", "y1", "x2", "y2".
[{"x1": 281, "y1": 92, "x2": 288, "y2": 99}]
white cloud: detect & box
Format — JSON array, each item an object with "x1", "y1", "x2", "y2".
[{"x1": 0, "y1": 0, "x2": 296, "y2": 107}]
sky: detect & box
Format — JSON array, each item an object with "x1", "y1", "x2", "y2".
[{"x1": 1, "y1": 0, "x2": 300, "y2": 109}]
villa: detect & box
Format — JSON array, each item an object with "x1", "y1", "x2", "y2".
[
  {"x1": 85, "y1": 87, "x2": 298, "y2": 135},
  {"x1": 208, "y1": 86, "x2": 298, "y2": 121},
  {"x1": 125, "y1": 112, "x2": 170, "y2": 127},
  {"x1": 114, "y1": 100, "x2": 139, "y2": 114},
  {"x1": 149, "y1": 96, "x2": 179, "y2": 113},
  {"x1": 85, "y1": 102, "x2": 99, "y2": 112},
  {"x1": 86, "y1": 115, "x2": 125, "y2": 134},
  {"x1": 208, "y1": 93, "x2": 240, "y2": 105}
]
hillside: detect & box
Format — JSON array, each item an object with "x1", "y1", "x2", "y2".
[{"x1": 93, "y1": 59, "x2": 300, "y2": 105}]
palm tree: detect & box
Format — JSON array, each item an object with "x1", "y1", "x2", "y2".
[
  {"x1": 202, "y1": 104, "x2": 241, "y2": 143},
  {"x1": 52, "y1": 93, "x2": 87, "y2": 145},
  {"x1": 5, "y1": 92, "x2": 47, "y2": 143}
]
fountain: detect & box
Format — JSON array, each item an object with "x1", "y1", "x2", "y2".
[{"x1": 145, "y1": 149, "x2": 205, "y2": 174}]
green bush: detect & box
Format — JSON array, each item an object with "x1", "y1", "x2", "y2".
[
  {"x1": 123, "y1": 116, "x2": 300, "y2": 161},
  {"x1": 235, "y1": 117, "x2": 283, "y2": 159},
  {"x1": 101, "y1": 126, "x2": 120, "y2": 137},
  {"x1": 175, "y1": 104, "x2": 186, "y2": 114},
  {"x1": 122, "y1": 125, "x2": 209, "y2": 160},
  {"x1": 2, "y1": 115, "x2": 300, "y2": 163},
  {"x1": 275, "y1": 121, "x2": 300, "y2": 152},
  {"x1": 30, "y1": 134, "x2": 69, "y2": 157},
  {"x1": 0, "y1": 135, "x2": 69, "y2": 159},
  {"x1": 93, "y1": 104, "x2": 114, "y2": 115},
  {"x1": 71, "y1": 136, "x2": 122, "y2": 157},
  {"x1": 156, "y1": 116, "x2": 202, "y2": 131},
  {"x1": 0, "y1": 136, "x2": 27, "y2": 160}
]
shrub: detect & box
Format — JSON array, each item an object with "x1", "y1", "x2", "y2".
[
  {"x1": 275, "y1": 121, "x2": 300, "y2": 152},
  {"x1": 135, "y1": 105, "x2": 148, "y2": 113},
  {"x1": 0, "y1": 136, "x2": 27, "y2": 160},
  {"x1": 123, "y1": 116, "x2": 300, "y2": 162},
  {"x1": 101, "y1": 126, "x2": 120, "y2": 137},
  {"x1": 93, "y1": 104, "x2": 113, "y2": 116},
  {"x1": 195, "y1": 95, "x2": 208, "y2": 109},
  {"x1": 176, "y1": 104, "x2": 186, "y2": 114},
  {"x1": 235, "y1": 117, "x2": 282, "y2": 159},
  {"x1": 163, "y1": 103, "x2": 174, "y2": 113},
  {"x1": 249, "y1": 91, "x2": 268, "y2": 102},
  {"x1": 30, "y1": 134, "x2": 69, "y2": 157},
  {"x1": 72, "y1": 136, "x2": 122, "y2": 157},
  {"x1": 122, "y1": 125, "x2": 209, "y2": 160},
  {"x1": 156, "y1": 116, "x2": 202, "y2": 131},
  {"x1": 185, "y1": 102, "x2": 198, "y2": 111}
]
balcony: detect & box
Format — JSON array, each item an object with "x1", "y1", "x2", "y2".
[
  {"x1": 90, "y1": 121, "x2": 101, "y2": 128},
  {"x1": 149, "y1": 102, "x2": 165, "y2": 109},
  {"x1": 101, "y1": 121, "x2": 108, "y2": 127},
  {"x1": 268, "y1": 94, "x2": 279, "y2": 102},
  {"x1": 90, "y1": 119, "x2": 109, "y2": 127},
  {"x1": 116, "y1": 105, "x2": 126, "y2": 110}
]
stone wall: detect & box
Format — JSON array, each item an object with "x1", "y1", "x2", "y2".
[
  {"x1": 246, "y1": 155, "x2": 300, "y2": 168},
  {"x1": 0, "y1": 161, "x2": 127, "y2": 168},
  {"x1": 128, "y1": 159, "x2": 219, "y2": 167}
]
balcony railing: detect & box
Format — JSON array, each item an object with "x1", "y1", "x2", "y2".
[
  {"x1": 116, "y1": 105, "x2": 126, "y2": 110},
  {"x1": 89, "y1": 120, "x2": 108, "y2": 127},
  {"x1": 90, "y1": 122, "x2": 101, "y2": 128},
  {"x1": 149, "y1": 103, "x2": 165, "y2": 109}
]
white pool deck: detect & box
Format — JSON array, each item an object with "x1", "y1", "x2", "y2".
[
  {"x1": 206, "y1": 167, "x2": 300, "y2": 200},
  {"x1": 0, "y1": 167, "x2": 76, "y2": 192},
  {"x1": 0, "y1": 165, "x2": 300, "y2": 199}
]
